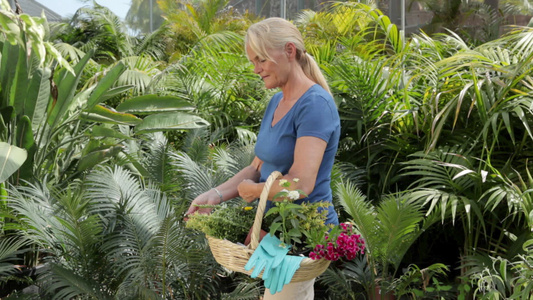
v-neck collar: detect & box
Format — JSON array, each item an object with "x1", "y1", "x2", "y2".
[{"x1": 270, "y1": 84, "x2": 317, "y2": 128}]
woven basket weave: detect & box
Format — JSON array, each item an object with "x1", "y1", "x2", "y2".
[{"x1": 206, "y1": 171, "x2": 331, "y2": 282}]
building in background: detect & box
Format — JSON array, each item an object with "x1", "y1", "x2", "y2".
[
  {"x1": 229, "y1": 0, "x2": 322, "y2": 20},
  {"x1": 228, "y1": 0, "x2": 431, "y2": 34},
  {"x1": 228, "y1": 0, "x2": 530, "y2": 37},
  {"x1": 7, "y1": 0, "x2": 62, "y2": 22}
]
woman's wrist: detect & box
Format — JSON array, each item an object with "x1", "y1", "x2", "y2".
[{"x1": 212, "y1": 187, "x2": 224, "y2": 203}]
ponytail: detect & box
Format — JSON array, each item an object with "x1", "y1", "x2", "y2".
[{"x1": 299, "y1": 50, "x2": 331, "y2": 95}]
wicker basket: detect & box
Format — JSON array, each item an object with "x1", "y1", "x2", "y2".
[{"x1": 206, "y1": 171, "x2": 331, "y2": 282}]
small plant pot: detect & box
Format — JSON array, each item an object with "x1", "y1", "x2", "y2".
[{"x1": 372, "y1": 285, "x2": 395, "y2": 300}]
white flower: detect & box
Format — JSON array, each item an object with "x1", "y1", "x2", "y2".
[
  {"x1": 279, "y1": 179, "x2": 288, "y2": 186},
  {"x1": 287, "y1": 190, "x2": 300, "y2": 200},
  {"x1": 293, "y1": 178, "x2": 300, "y2": 183}
]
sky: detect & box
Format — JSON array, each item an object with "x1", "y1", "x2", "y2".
[{"x1": 35, "y1": 0, "x2": 131, "y2": 20}]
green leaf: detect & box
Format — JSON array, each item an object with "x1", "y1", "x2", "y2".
[
  {"x1": 273, "y1": 191, "x2": 287, "y2": 200},
  {"x1": 87, "y1": 125, "x2": 133, "y2": 140},
  {"x1": 288, "y1": 227, "x2": 301, "y2": 237},
  {"x1": 77, "y1": 145, "x2": 124, "y2": 171},
  {"x1": 290, "y1": 218, "x2": 299, "y2": 229},
  {"x1": 439, "y1": 285, "x2": 452, "y2": 291},
  {"x1": 48, "y1": 49, "x2": 94, "y2": 128},
  {"x1": 0, "y1": 142, "x2": 27, "y2": 183},
  {"x1": 269, "y1": 222, "x2": 282, "y2": 235},
  {"x1": 15, "y1": 116, "x2": 35, "y2": 181},
  {"x1": 116, "y1": 95, "x2": 195, "y2": 114},
  {"x1": 0, "y1": 42, "x2": 19, "y2": 108},
  {"x1": 285, "y1": 203, "x2": 303, "y2": 210},
  {"x1": 0, "y1": 13, "x2": 22, "y2": 45},
  {"x1": 265, "y1": 207, "x2": 279, "y2": 217},
  {"x1": 13, "y1": 44, "x2": 29, "y2": 115},
  {"x1": 99, "y1": 85, "x2": 134, "y2": 102},
  {"x1": 14, "y1": 115, "x2": 33, "y2": 150},
  {"x1": 295, "y1": 212, "x2": 307, "y2": 220},
  {"x1": 80, "y1": 105, "x2": 142, "y2": 126},
  {"x1": 26, "y1": 67, "x2": 51, "y2": 128},
  {"x1": 135, "y1": 112, "x2": 209, "y2": 133},
  {"x1": 86, "y1": 62, "x2": 126, "y2": 110},
  {"x1": 292, "y1": 237, "x2": 302, "y2": 244}
]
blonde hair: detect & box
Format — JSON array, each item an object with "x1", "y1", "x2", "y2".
[{"x1": 245, "y1": 17, "x2": 331, "y2": 95}]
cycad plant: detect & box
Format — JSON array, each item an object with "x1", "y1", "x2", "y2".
[
  {"x1": 327, "y1": 179, "x2": 442, "y2": 299},
  {"x1": 168, "y1": 127, "x2": 257, "y2": 200},
  {"x1": 3, "y1": 165, "x2": 231, "y2": 299}
]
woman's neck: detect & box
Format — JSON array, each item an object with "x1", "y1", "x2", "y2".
[{"x1": 280, "y1": 68, "x2": 315, "y2": 103}]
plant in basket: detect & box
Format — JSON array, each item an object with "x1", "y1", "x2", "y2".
[
  {"x1": 264, "y1": 179, "x2": 366, "y2": 262},
  {"x1": 185, "y1": 201, "x2": 256, "y2": 243},
  {"x1": 263, "y1": 179, "x2": 332, "y2": 255}
]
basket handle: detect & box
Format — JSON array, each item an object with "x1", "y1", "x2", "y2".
[{"x1": 249, "y1": 170, "x2": 282, "y2": 250}]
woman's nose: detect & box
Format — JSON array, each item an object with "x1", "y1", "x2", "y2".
[{"x1": 253, "y1": 64, "x2": 261, "y2": 74}]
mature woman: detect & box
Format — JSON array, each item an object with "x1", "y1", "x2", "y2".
[{"x1": 186, "y1": 17, "x2": 340, "y2": 299}]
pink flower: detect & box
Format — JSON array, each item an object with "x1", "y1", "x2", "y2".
[{"x1": 309, "y1": 225, "x2": 365, "y2": 261}]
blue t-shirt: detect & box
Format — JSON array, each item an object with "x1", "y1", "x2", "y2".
[{"x1": 255, "y1": 84, "x2": 340, "y2": 225}]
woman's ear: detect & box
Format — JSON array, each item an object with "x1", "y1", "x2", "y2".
[{"x1": 285, "y1": 42, "x2": 297, "y2": 59}]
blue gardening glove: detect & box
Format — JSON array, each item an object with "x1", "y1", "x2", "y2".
[
  {"x1": 264, "y1": 259, "x2": 282, "y2": 291},
  {"x1": 244, "y1": 234, "x2": 289, "y2": 279},
  {"x1": 265, "y1": 255, "x2": 305, "y2": 294},
  {"x1": 282, "y1": 255, "x2": 304, "y2": 285}
]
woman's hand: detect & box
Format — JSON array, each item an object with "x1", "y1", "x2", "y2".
[
  {"x1": 238, "y1": 179, "x2": 261, "y2": 203},
  {"x1": 186, "y1": 189, "x2": 222, "y2": 216}
]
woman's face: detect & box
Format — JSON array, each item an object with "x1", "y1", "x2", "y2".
[{"x1": 246, "y1": 44, "x2": 290, "y2": 89}]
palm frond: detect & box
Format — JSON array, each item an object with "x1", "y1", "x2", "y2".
[
  {"x1": 53, "y1": 42, "x2": 87, "y2": 64},
  {"x1": 403, "y1": 147, "x2": 477, "y2": 193},
  {"x1": 196, "y1": 30, "x2": 244, "y2": 54},
  {"x1": 133, "y1": 24, "x2": 170, "y2": 61},
  {"x1": 212, "y1": 141, "x2": 255, "y2": 177},
  {"x1": 169, "y1": 130, "x2": 256, "y2": 196},
  {"x1": 166, "y1": 228, "x2": 222, "y2": 299},
  {"x1": 75, "y1": 4, "x2": 134, "y2": 58},
  {"x1": 6, "y1": 181, "x2": 63, "y2": 250},
  {"x1": 85, "y1": 166, "x2": 155, "y2": 233},
  {"x1": 0, "y1": 237, "x2": 30, "y2": 277},
  {"x1": 102, "y1": 213, "x2": 162, "y2": 294},
  {"x1": 401, "y1": 147, "x2": 486, "y2": 228},
  {"x1": 318, "y1": 255, "x2": 371, "y2": 299},
  {"x1": 142, "y1": 132, "x2": 171, "y2": 185},
  {"x1": 42, "y1": 264, "x2": 111, "y2": 300},
  {"x1": 376, "y1": 193, "x2": 424, "y2": 275},
  {"x1": 116, "y1": 56, "x2": 161, "y2": 95},
  {"x1": 335, "y1": 180, "x2": 378, "y2": 256},
  {"x1": 181, "y1": 127, "x2": 225, "y2": 164},
  {"x1": 169, "y1": 151, "x2": 226, "y2": 198},
  {"x1": 221, "y1": 281, "x2": 262, "y2": 300},
  {"x1": 330, "y1": 55, "x2": 394, "y2": 166},
  {"x1": 318, "y1": 266, "x2": 356, "y2": 299}
]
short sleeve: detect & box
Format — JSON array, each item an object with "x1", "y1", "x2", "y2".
[{"x1": 294, "y1": 93, "x2": 339, "y2": 142}]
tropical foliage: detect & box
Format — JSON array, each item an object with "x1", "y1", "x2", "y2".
[{"x1": 1, "y1": 0, "x2": 533, "y2": 299}]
